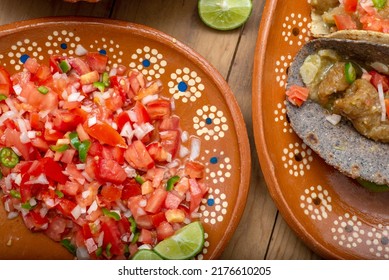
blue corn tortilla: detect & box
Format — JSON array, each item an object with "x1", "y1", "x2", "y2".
[{"x1": 286, "y1": 38, "x2": 389, "y2": 185}]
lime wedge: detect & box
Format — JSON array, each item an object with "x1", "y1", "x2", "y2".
[
  {"x1": 153, "y1": 221, "x2": 205, "y2": 260},
  {"x1": 132, "y1": 249, "x2": 163, "y2": 260},
  {"x1": 198, "y1": 0, "x2": 253, "y2": 31}
]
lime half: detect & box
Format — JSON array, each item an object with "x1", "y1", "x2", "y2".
[
  {"x1": 198, "y1": 0, "x2": 253, "y2": 30},
  {"x1": 153, "y1": 221, "x2": 205, "y2": 260},
  {"x1": 132, "y1": 249, "x2": 163, "y2": 260}
]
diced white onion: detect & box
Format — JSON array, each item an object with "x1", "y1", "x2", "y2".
[
  {"x1": 88, "y1": 116, "x2": 97, "y2": 127},
  {"x1": 189, "y1": 137, "x2": 201, "y2": 160},
  {"x1": 13, "y1": 84, "x2": 22, "y2": 95},
  {"x1": 76, "y1": 163, "x2": 86, "y2": 170},
  {"x1": 67, "y1": 91, "x2": 81, "y2": 102},
  {"x1": 141, "y1": 94, "x2": 158, "y2": 105},
  {"x1": 71, "y1": 205, "x2": 82, "y2": 220},
  {"x1": 139, "y1": 199, "x2": 147, "y2": 208},
  {"x1": 7, "y1": 212, "x2": 19, "y2": 220},
  {"x1": 40, "y1": 206, "x2": 48, "y2": 217},
  {"x1": 97, "y1": 232, "x2": 104, "y2": 247},
  {"x1": 181, "y1": 131, "x2": 189, "y2": 142},
  {"x1": 5, "y1": 98, "x2": 17, "y2": 113},
  {"x1": 81, "y1": 171, "x2": 93, "y2": 182},
  {"x1": 76, "y1": 246, "x2": 90, "y2": 260},
  {"x1": 371, "y1": 62, "x2": 389, "y2": 74},
  {"x1": 75, "y1": 44, "x2": 88, "y2": 56},
  {"x1": 82, "y1": 190, "x2": 91, "y2": 199},
  {"x1": 29, "y1": 198, "x2": 37, "y2": 207},
  {"x1": 109, "y1": 68, "x2": 117, "y2": 77},
  {"x1": 85, "y1": 238, "x2": 97, "y2": 253},
  {"x1": 128, "y1": 110, "x2": 138, "y2": 123},
  {"x1": 138, "y1": 244, "x2": 152, "y2": 250},
  {"x1": 87, "y1": 200, "x2": 98, "y2": 214},
  {"x1": 53, "y1": 72, "x2": 67, "y2": 80},
  {"x1": 38, "y1": 110, "x2": 50, "y2": 119},
  {"x1": 124, "y1": 166, "x2": 137, "y2": 178},
  {"x1": 325, "y1": 114, "x2": 342, "y2": 125},
  {"x1": 179, "y1": 145, "x2": 190, "y2": 158},
  {"x1": 17, "y1": 96, "x2": 27, "y2": 103},
  {"x1": 20, "y1": 132, "x2": 31, "y2": 144},
  {"x1": 14, "y1": 174, "x2": 22, "y2": 186},
  {"x1": 134, "y1": 122, "x2": 154, "y2": 140},
  {"x1": 25, "y1": 173, "x2": 49, "y2": 185},
  {"x1": 44, "y1": 121, "x2": 53, "y2": 130},
  {"x1": 0, "y1": 111, "x2": 16, "y2": 125},
  {"x1": 378, "y1": 82, "x2": 387, "y2": 122},
  {"x1": 81, "y1": 105, "x2": 92, "y2": 113},
  {"x1": 101, "y1": 91, "x2": 111, "y2": 100},
  {"x1": 120, "y1": 122, "x2": 134, "y2": 139},
  {"x1": 27, "y1": 131, "x2": 37, "y2": 139}
]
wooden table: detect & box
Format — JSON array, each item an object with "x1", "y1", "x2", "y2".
[{"x1": 0, "y1": 0, "x2": 321, "y2": 260}]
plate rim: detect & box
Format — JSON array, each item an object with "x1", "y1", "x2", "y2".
[
  {"x1": 252, "y1": 0, "x2": 342, "y2": 259},
  {"x1": 0, "y1": 16, "x2": 252, "y2": 260}
]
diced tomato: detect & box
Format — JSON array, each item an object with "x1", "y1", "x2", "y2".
[
  {"x1": 189, "y1": 179, "x2": 208, "y2": 213},
  {"x1": 164, "y1": 192, "x2": 184, "y2": 209},
  {"x1": 82, "y1": 223, "x2": 93, "y2": 240},
  {"x1": 138, "y1": 228, "x2": 154, "y2": 244},
  {"x1": 105, "y1": 92, "x2": 124, "y2": 112},
  {"x1": 30, "y1": 112, "x2": 44, "y2": 131},
  {"x1": 117, "y1": 216, "x2": 130, "y2": 235},
  {"x1": 121, "y1": 179, "x2": 142, "y2": 200},
  {"x1": 56, "y1": 198, "x2": 77, "y2": 217},
  {"x1": 62, "y1": 101, "x2": 81, "y2": 110},
  {"x1": 146, "y1": 99, "x2": 171, "y2": 120},
  {"x1": 124, "y1": 140, "x2": 155, "y2": 171},
  {"x1": 86, "y1": 52, "x2": 108, "y2": 73},
  {"x1": 151, "y1": 212, "x2": 167, "y2": 227},
  {"x1": 101, "y1": 184, "x2": 122, "y2": 202},
  {"x1": 285, "y1": 85, "x2": 309, "y2": 107},
  {"x1": 69, "y1": 57, "x2": 91, "y2": 75},
  {"x1": 344, "y1": 0, "x2": 358, "y2": 12},
  {"x1": 135, "y1": 214, "x2": 154, "y2": 230},
  {"x1": 0, "y1": 84, "x2": 10, "y2": 96},
  {"x1": 136, "y1": 80, "x2": 162, "y2": 100},
  {"x1": 84, "y1": 122, "x2": 127, "y2": 148},
  {"x1": 44, "y1": 129, "x2": 64, "y2": 142},
  {"x1": 45, "y1": 216, "x2": 67, "y2": 242},
  {"x1": 156, "y1": 221, "x2": 174, "y2": 241},
  {"x1": 24, "y1": 58, "x2": 40, "y2": 74},
  {"x1": 35, "y1": 65, "x2": 52, "y2": 82},
  {"x1": 96, "y1": 158, "x2": 127, "y2": 184},
  {"x1": 127, "y1": 195, "x2": 146, "y2": 219},
  {"x1": 147, "y1": 142, "x2": 169, "y2": 162},
  {"x1": 115, "y1": 111, "x2": 131, "y2": 131},
  {"x1": 160, "y1": 130, "x2": 180, "y2": 158},
  {"x1": 40, "y1": 157, "x2": 68, "y2": 184},
  {"x1": 53, "y1": 111, "x2": 83, "y2": 132},
  {"x1": 21, "y1": 82, "x2": 58, "y2": 111},
  {"x1": 385, "y1": 99, "x2": 389, "y2": 119},
  {"x1": 23, "y1": 211, "x2": 49, "y2": 231},
  {"x1": 185, "y1": 161, "x2": 205, "y2": 179},
  {"x1": 60, "y1": 149, "x2": 76, "y2": 164},
  {"x1": 369, "y1": 70, "x2": 389, "y2": 91},
  {"x1": 80, "y1": 70, "x2": 99, "y2": 85},
  {"x1": 145, "y1": 188, "x2": 167, "y2": 214},
  {"x1": 334, "y1": 14, "x2": 357, "y2": 30},
  {"x1": 0, "y1": 67, "x2": 12, "y2": 95},
  {"x1": 159, "y1": 116, "x2": 180, "y2": 131},
  {"x1": 58, "y1": 181, "x2": 82, "y2": 196},
  {"x1": 131, "y1": 102, "x2": 150, "y2": 125},
  {"x1": 100, "y1": 217, "x2": 124, "y2": 256},
  {"x1": 31, "y1": 137, "x2": 49, "y2": 151},
  {"x1": 128, "y1": 70, "x2": 145, "y2": 94}
]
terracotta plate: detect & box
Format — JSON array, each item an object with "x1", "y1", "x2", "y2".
[
  {"x1": 0, "y1": 17, "x2": 250, "y2": 260},
  {"x1": 253, "y1": 0, "x2": 389, "y2": 259}
]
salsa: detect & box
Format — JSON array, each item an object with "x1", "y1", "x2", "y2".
[{"x1": 0, "y1": 48, "x2": 208, "y2": 259}]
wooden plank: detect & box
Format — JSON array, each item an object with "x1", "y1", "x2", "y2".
[
  {"x1": 0, "y1": 0, "x2": 114, "y2": 24},
  {"x1": 111, "y1": 0, "x2": 241, "y2": 78},
  {"x1": 266, "y1": 214, "x2": 322, "y2": 259}
]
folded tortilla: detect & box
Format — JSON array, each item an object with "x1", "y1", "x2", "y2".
[{"x1": 286, "y1": 38, "x2": 389, "y2": 185}]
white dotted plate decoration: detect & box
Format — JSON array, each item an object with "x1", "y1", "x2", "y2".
[
  {"x1": 253, "y1": 0, "x2": 389, "y2": 259},
  {"x1": 0, "y1": 18, "x2": 251, "y2": 260}
]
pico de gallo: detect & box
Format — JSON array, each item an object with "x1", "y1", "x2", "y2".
[
  {"x1": 0, "y1": 47, "x2": 208, "y2": 259},
  {"x1": 311, "y1": 0, "x2": 389, "y2": 34}
]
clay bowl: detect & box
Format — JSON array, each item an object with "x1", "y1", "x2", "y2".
[
  {"x1": 0, "y1": 17, "x2": 251, "y2": 259},
  {"x1": 253, "y1": 0, "x2": 389, "y2": 259}
]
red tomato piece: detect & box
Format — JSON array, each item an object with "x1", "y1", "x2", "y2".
[
  {"x1": 131, "y1": 102, "x2": 150, "y2": 125},
  {"x1": 124, "y1": 140, "x2": 155, "y2": 171},
  {"x1": 115, "y1": 111, "x2": 131, "y2": 131},
  {"x1": 4, "y1": 128, "x2": 31, "y2": 160},
  {"x1": 160, "y1": 130, "x2": 181, "y2": 158},
  {"x1": 285, "y1": 85, "x2": 309, "y2": 107},
  {"x1": 156, "y1": 221, "x2": 174, "y2": 241},
  {"x1": 121, "y1": 179, "x2": 142, "y2": 200},
  {"x1": 24, "y1": 58, "x2": 40, "y2": 74},
  {"x1": 369, "y1": 70, "x2": 389, "y2": 91},
  {"x1": 53, "y1": 111, "x2": 84, "y2": 132},
  {"x1": 56, "y1": 198, "x2": 77, "y2": 217},
  {"x1": 146, "y1": 99, "x2": 171, "y2": 120},
  {"x1": 344, "y1": 0, "x2": 357, "y2": 12},
  {"x1": 84, "y1": 122, "x2": 127, "y2": 148},
  {"x1": 96, "y1": 158, "x2": 127, "y2": 184},
  {"x1": 21, "y1": 82, "x2": 58, "y2": 111},
  {"x1": 146, "y1": 142, "x2": 169, "y2": 162},
  {"x1": 185, "y1": 161, "x2": 205, "y2": 179},
  {"x1": 86, "y1": 52, "x2": 108, "y2": 73},
  {"x1": 135, "y1": 214, "x2": 154, "y2": 230},
  {"x1": 151, "y1": 212, "x2": 167, "y2": 227},
  {"x1": 334, "y1": 14, "x2": 357, "y2": 30},
  {"x1": 69, "y1": 57, "x2": 91, "y2": 75},
  {"x1": 100, "y1": 217, "x2": 124, "y2": 257},
  {"x1": 40, "y1": 157, "x2": 68, "y2": 184},
  {"x1": 145, "y1": 188, "x2": 167, "y2": 214},
  {"x1": 0, "y1": 67, "x2": 12, "y2": 94},
  {"x1": 159, "y1": 116, "x2": 180, "y2": 131},
  {"x1": 45, "y1": 216, "x2": 67, "y2": 242},
  {"x1": 100, "y1": 184, "x2": 122, "y2": 202},
  {"x1": 138, "y1": 228, "x2": 154, "y2": 244},
  {"x1": 164, "y1": 192, "x2": 184, "y2": 209}
]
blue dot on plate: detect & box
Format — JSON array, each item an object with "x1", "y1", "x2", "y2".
[
  {"x1": 178, "y1": 81, "x2": 188, "y2": 92},
  {"x1": 99, "y1": 49, "x2": 107, "y2": 55},
  {"x1": 207, "y1": 198, "x2": 215, "y2": 206},
  {"x1": 20, "y1": 54, "x2": 30, "y2": 64},
  {"x1": 210, "y1": 157, "x2": 218, "y2": 164},
  {"x1": 206, "y1": 117, "x2": 212, "y2": 125},
  {"x1": 142, "y1": 59, "x2": 151, "y2": 67},
  {"x1": 60, "y1": 43, "x2": 67, "y2": 50}
]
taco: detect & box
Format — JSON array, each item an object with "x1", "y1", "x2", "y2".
[
  {"x1": 286, "y1": 37, "x2": 389, "y2": 187},
  {"x1": 310, "y1": 0, "x2": 389, "y2": 39}
]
